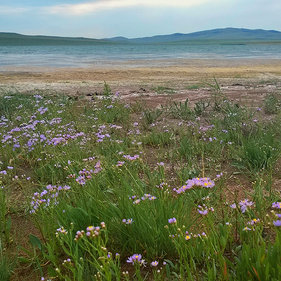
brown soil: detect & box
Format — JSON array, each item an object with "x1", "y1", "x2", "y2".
[{"x1": 0, "y1": 59, "x2": 281, "y2": 107}]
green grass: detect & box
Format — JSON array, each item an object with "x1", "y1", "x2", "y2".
[
  {"x1": 185, "y1": 84, "x2": 202, "y2": 90},
  {"x1": 152, "y1": 86, "x2": 175, "y2": 95},
  {"x1": 0, "y1": 85, "x2": 280, "y2": 280}
]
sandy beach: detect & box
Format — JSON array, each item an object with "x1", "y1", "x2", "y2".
[{"x1": 1, "y1": 58, "x2": 281, "y2": 107}]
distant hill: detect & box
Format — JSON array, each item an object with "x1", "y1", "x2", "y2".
[
  {"x1": 0, "y1": 32, "x2": 109, "y2": 46},
  {"x1": 108, "y1": 28, "x2": 281, "y2": 44},
  {"x1": 1, "y1": 28, "x2": 281, "y2": 45}
]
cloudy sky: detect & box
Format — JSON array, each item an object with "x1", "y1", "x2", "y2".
[{"x1": 0, "y1": 0, "x2": 280, "y2": 38}]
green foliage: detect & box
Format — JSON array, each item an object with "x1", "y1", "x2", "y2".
[
  {"x1": 142, "y1": 130, "x2": 174, "y2": 147},
  {"x1": 0, "y1": 88, "x2": 281, "y2": 280},
  {"x1": 185, "y1": 84, "x2": 202, "y2": 90},
  {"x1": 205, "y1": 79, "x2": 226, "y2": 111},
  {"x1": 103, "y1": 81, "x2": 112, "y2": 97},
  {"x1": 235, "y1": 232, "x2": 281, "y2": 281},
  {"x1": 152, "y1": 86, "x2": 175, "y2": 94},
  {"x1": 0, "y1": 187, "x2": 11, "y2": 245},
  {"x1": 194, "y1": 100, "x2": 210, "y2": 116},
  {"x1": 142, "y1": 108, "x2": 163, "y2": 125},
  {"x1": 237, "y1": 131, "x2": 280, "y2": 173},
  {"x1": 0, "y1": 239, "x2": 12, "y2": 281},
  {"x1": 264, "y1": 93, "x2": 281, "y2": 114},
  {"x1": 169, "y1": 98, "x2": 194, "y2": 120}
]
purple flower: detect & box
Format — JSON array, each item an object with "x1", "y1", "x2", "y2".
[
  {"x1": 216, "y1": 172, "x2": 223, "y2": 178},
  {"x1": 116, "y1": 161, "x2": 125, "y2": 167},
  {"x1": 38, "y1": 107, "x2": 48, "y2": 114},
  {"x1": 133, "y1": 199, "x2": 141, "y2": 205},
  {"x1": 198, "y1": 209, "x2": 208, "y2": 215},
  {"x1": 174, "y1": 177, "x2": 215, "y2": 194},
  {"x1": 248, "y1": 218, "x2": 260, "y2": 225},
  {"x1": 273, "y1": 220, "x2": 281, "y2": 227},
  {"x1": 168, "y1": 217, "x2": 177, "y2": 224},
  {"x1": 122, "y1": 218, "x2": 134, "y2": 224},
  {"x1": 76, "y1": 176, "x2": 86, "y2": 185},
  {"x1": 239, "y1": 199, "x2": 254, "y2": 213},
  {"x1": 123, "y1": 154, "x2": 140, "y2": 161},
  {"x1": 243, "y1": 227, "x2": 252, "y2": 231},
  {"x1": 127, "y1": 254, "x2": 145, "y2": 265},
  {"x1": 151, "y1": 261, "x2": 159, "y2": 267},
  {"x1": 272, "y1": 202, "x2": 281, "y2": 209}
]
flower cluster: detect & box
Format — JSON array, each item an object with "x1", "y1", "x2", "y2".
[
  {"x1": 242, "y1": 218, "x2": 261, "y2": 231},
  {"x1": 38, "y1": 107, "x2": 48, "y2": 115},
  {"x1": 197, "y1": 204, "x2": 214, "y2": 215},
  {"x1": 73, "y1": 161, "x2": 102, "y2": 185},
  {"x1": 174, "y1": 177, "x2": 215, "y2": 194},
  {"x1": 151, "y1": 261, "x2": 159, "y2": 267},
  {"x1": 230, "y1": 199, "x2": 254, "y2": 213},
  {"x1": 247, "y1": 218, "x2": 260, "y2": 225},
  {"x1": 30, "y1": 185, "x2": 71, "y2": 213},
  {"x1": 130, "y1": 193, "x2": 157, "y2": 205},
  {"x1": 48, "y1": 132, "x2": 85, "y2": 146},
  {"x1": 75, "y1": 222, "x2": 106, "y2": 241},
  {"x1": 116, "y1": 161, "x2": 125, "y2": 167},
  {"x1": 95, "y1": 124, "x2": 111, "y2": 143},
  {"x1": 62, "y1": 258, "x2": 72, "y2": 266},
  {"x1": 272, "y1": 202, "x2": 281, "y2": 209},
  {"x1": 168, "y1": 217, "x2": 177, "y2": 224},
  {"x1": 156, "y1": 182, "x2": 170, "y2": 190},
  {"x1": 122, "y1": 218, "x2": 134, "y2": 225},
  {"x1": 168, "y1": 228, "x2": 207, "y2": 241},
  {"x1": 123, "y1": 154, "x2": 140, "y2": 161},
  {"x1": 272, "y1": 202, "x2": 281, "y2": 227},
  {"x1": 56, "y1": 227, "x2": 68, "y2": 236}
]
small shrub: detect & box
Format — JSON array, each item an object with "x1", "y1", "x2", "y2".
[
  {"x1": 169, "y1": 98, "x2": 194, "y2": 120},
  {"x1": 143, "y1": 108, "x2": 163, "y2": 125},
  {"x1": 194, "y1": 100, "x2": 210, "y2": 116},
  {"x1": 264, "y1": 93, "x2": 281, "y2": 114}
]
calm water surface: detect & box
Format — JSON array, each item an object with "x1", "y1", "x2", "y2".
[{"x1": 0, "y1": 43, "x2": 281, "y2": 68}]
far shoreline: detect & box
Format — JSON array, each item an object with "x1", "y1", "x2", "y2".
[{"x1": 1, "y1": 57, "x2": 281, "y2": 72}]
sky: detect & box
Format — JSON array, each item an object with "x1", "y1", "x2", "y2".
[{"x1": 0, "y1": 0, "x2": 280, "y2": 38}]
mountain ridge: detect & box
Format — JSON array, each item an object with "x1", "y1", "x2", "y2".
[{"x1": 1, "y1": 28, "x2": 281, "y2": 45}]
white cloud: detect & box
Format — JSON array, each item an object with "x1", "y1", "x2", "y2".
[
  {"x1": 44, "y1": 0, "x2": 215, "y2": 15},
  {"x1": 0, "y1": 6, "x2": 29, "y2": 14}
]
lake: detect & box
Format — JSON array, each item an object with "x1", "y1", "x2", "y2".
[{"x1": 0, "y1": 42, "x2": 281, "y2": 68}]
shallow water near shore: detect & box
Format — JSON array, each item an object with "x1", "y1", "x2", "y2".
[{"x1": 1, "y1": 42, "x2": 281, "y2": 68}]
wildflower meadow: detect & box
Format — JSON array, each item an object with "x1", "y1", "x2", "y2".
[{"x1": 0, "y1": 84, "x2": 280, "y2": 280}]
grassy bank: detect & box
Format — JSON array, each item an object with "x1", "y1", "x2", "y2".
[{"x1": 0, "y1": 83, "x2": 281, "y2": 280}]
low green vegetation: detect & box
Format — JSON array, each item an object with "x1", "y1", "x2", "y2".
[
  {"x1": 0, "y1": 83, "x2": 280, "y2": 280},
  {"x1": 152, "y1": 86, "x2": 175, "y2": 95},
  {"x1": 185, "y1": 84, "x2": 203, "y2": 90}
]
